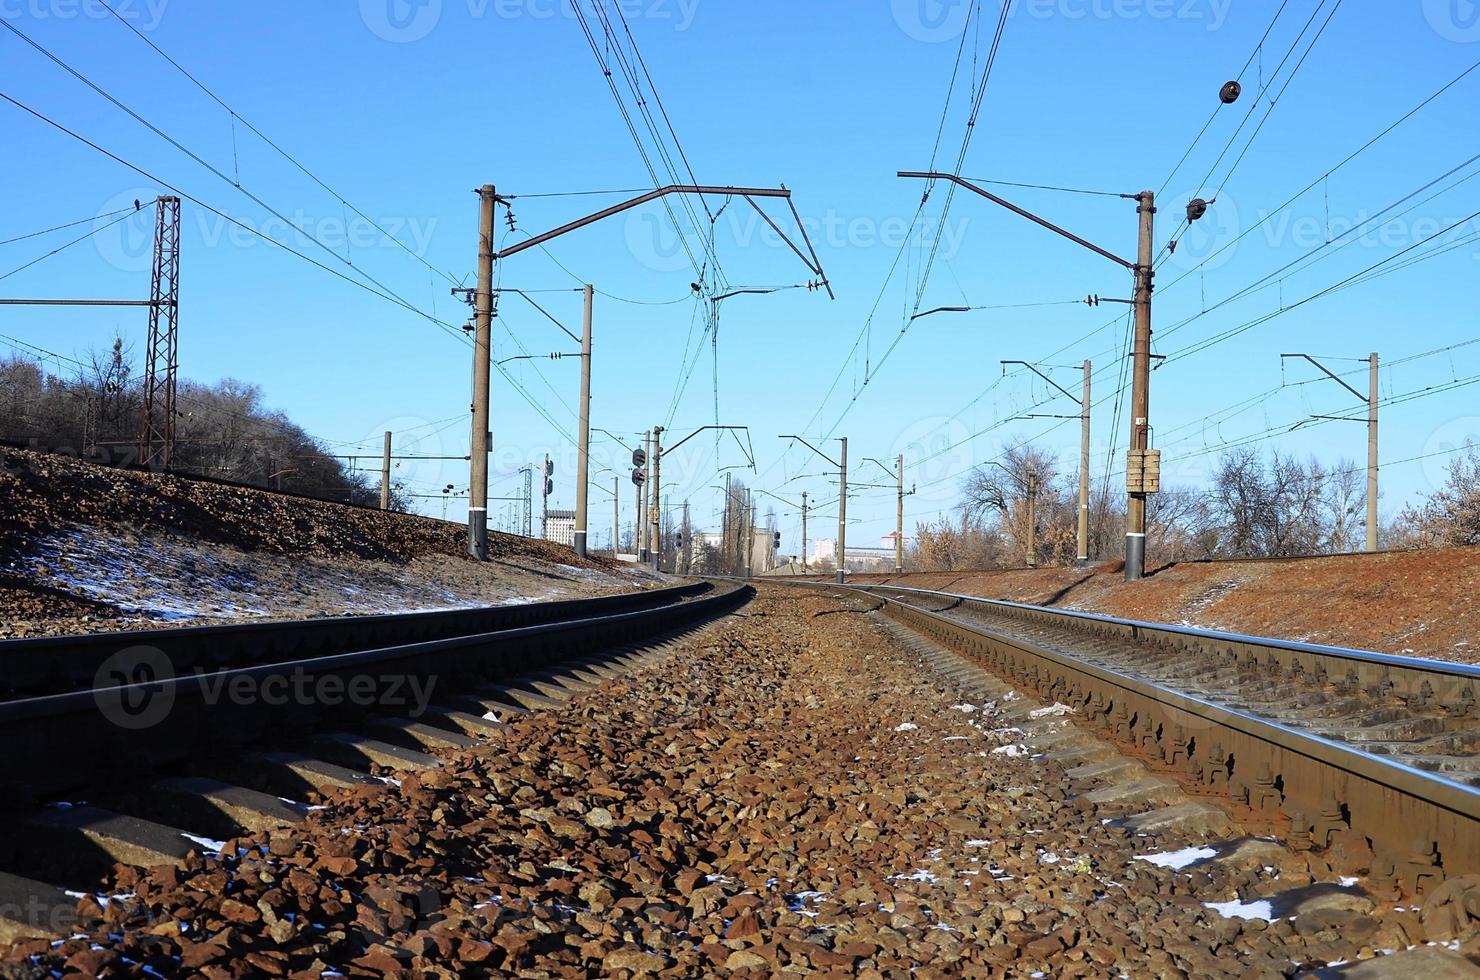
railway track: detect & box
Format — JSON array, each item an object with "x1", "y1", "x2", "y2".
[
  {"x1": 783, "y1": 580, "x2": 1480, "y2": 890},
  {"x1": 0, "y1": 580, "x2": 713, "y2": 699},
  {"x1": 0, "y1": 580, "x2": 749, "y2": 942}
]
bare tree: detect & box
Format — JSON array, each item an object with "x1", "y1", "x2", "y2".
[
  {"x1": 1206, "y1": 449, "x2": 1330, "y2": 557},
  {"x1": 1321, "y1": 459, "x2": 1366, "y2": 553},
  {"x1": 1391, "y1": 443, "x2": 1480, "y2": 547},
  {"x1": 961, "y1": 442, "x2": 1074, "y2": 566},
  {"x1": 0, "y1": 344, "x2": 406, "y2": 509}
]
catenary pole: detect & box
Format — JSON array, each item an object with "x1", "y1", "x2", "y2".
[
  {"x1": 380, "y1": 431, "x2": 392, "y2": 511},
  {"x1": 1079, "y1": 360, "x2": 1091, "y2": 563},
  {"x1": 468, "y1": 185, "x2": 496, "y2": 559},
  {"x1": 1368, "y1": 352, "x2": 1380, "y2": 552},
  {"x1": 573, "y1": 285, "x2": 594, "y2": 556},
  {"x1": 1125, "y1": 190, "x2": 1156, "y2": 581}
]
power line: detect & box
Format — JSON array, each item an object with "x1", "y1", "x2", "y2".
[
  {"x1": 0, "y1": 210, "x2": 136, "y2": 283},
  {"x1": 0, "y1": 89, "x2": 470, "y2": 349},
  {"x1": 0, "y1": 207, "x2": 135, "y2": 247},
  {"x1": 959, "y1": 177, "x2": 1128, "y2": 198},
  {"x1": 93, "y1": 0, "x2": 461, "y2": 288},
  {"x1": 1156, "y1": 0, "x2": 1295, "y2": 196}
]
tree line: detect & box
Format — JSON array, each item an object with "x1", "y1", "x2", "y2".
[
  {"x1": 909, "y1": 440, "x2": 1480, "y2": 571},
  {"x1": 0, "y1": 339, "x2": 407, "y2": 509}
]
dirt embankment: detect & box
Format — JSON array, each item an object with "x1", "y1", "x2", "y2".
[
  {"x1": 824, "y1": 549, "x2": 1480, "y2": 662},
  {"x1": 0, "y1": 448, "x2": 654, "y2": 637}
]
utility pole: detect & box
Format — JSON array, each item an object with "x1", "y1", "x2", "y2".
[
  {"x1": 801, "y1": 491, "x2": 809, "y2": 574},
  {"x1": 540, "y1": 454, "x2": 551, "y2": 540},
  {"x1": 138, "y1": 195, "x2": 181, "y2": 470},
  {"x1": 779, "y1": 435, "x2": 847, "y2": 583},
  {"x1": 1025, "y1": 472, "x2": 1039, "y2": 568},
  {"x1": 1001, "y1": 358, "x2": 1091, "y2": 563},
  {"x1": 468, "y1": 185, "x2": 496, "y2": 560},
  {"x1": 894, "y1": 453, "x2": 905, "y2": 574},
  {"x1": 612, "y1": 475, "x2": 620, "y2": 556},
  {"x1": 519, "y1": 466, "x2": 533, "y2": 537},
  {"x1": 837, "y1": 437, "x2": 848, "y2": 585},
  {"x1": 724, "y1": 471, "x2": 734, "y2": 572},
  {"x1": 1080, "y1": 360, "x2": 1091, "y2": 564},
  {"x1": 898, "y1": 172, "x2": 1162, "y2": 581},
  {"x1": 1281, "y1": 351, "x2": 1380, "y2": 552},
  {"x1": 1126, "y1": 190, "x2": 1156, "y2": 581},
  {"x1": 682, "y1": 500, "x2": 691, "y2": 574},
  {"x1": 573, "y1": 284, "x2": 594, "y2": 557},
  {"x1": 649, "y1": 426, "x2": 663, "y2": 570},
  {"x1": 746, "y1": 497, "x2": 756, "y2": 578},
  {"x1": 637, "y1": 430, "x2": 649, "y2": 562},
  {"x1": 380, "y1": 431, "x2": 392, "y2": 511},
  {"x1": 1368, "y1": 352, "x2": 1379, "y2": 551}
]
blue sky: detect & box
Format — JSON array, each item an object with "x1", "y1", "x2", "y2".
[{"x1": 3, "y1": 0, "x2": 1478, "y2": 555}]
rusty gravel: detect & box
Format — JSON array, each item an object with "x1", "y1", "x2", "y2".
[{"x1": 2, "y1": 586, "x2": 1472, "y2": 977}]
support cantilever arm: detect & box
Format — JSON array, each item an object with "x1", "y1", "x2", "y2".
[
  {"x1": 898, "y1": 172, "x2": 1134, "y2": 270},
  {"x1": 661, "y1": 424, "x2": 749, "y2": 458},
  {"x1": 1001, "y1": 360, "x2": 1081, "y2": 405},
  {"x1": 1280, "y1": 353, "x2": 1366, "y2": 404},
  {"x1": 778, "y1": 434, "x2": 839, "y2": 469}
]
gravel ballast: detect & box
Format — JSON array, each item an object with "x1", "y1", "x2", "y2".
[{"x1": 2, "y1": 586, "x2": 1474, "y2": 977}]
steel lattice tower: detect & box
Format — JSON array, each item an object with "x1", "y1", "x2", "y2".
[
  {"x1": 521, "y1": 468, "x2": 533, "y2": 538},
  {"x1": 138, "y1": 196, "x2": 181, "y2": 469}
]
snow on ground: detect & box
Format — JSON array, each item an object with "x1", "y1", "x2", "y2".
[
  {"x1": 1136, "y1": 846, "x2": 1217, "y2": 870},
  {"x1": 1204, "y1": 898, "x2": 1275, "y2": 921},
  {"x1": 9, "y1": 523, "x2": 641, "y2": 633}
]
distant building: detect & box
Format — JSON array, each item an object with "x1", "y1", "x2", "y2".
[
  {"x1": 544, "y1": 509, "x2": 576, "y2": 547},
  {"x1": 685, "y1": 529, "x2": 780, "y2": 574},
  {"x1": 813, "y1": 537, "x2": 900, "y2": 573}
]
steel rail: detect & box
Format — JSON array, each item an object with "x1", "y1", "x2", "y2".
[
  {"x1": 0, "y1": 581, "x2": 713, "y2": 698},
  {"x1": 852, "y1": 586, "x2": 1480, "y2": 686},
  {"x1": 773, "y1": 579, "x2": 1480, "y2": 882},
  {"x1": 0, "y1": 582, "x2": 752, "y2": 802}
]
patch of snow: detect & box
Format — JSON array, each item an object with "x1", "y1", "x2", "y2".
[
  {"x1": 1136, "y1": 846, "x2": 1217, "y2": 870},
  {"x1": 1029, "y1": 702, "x2": 1075, "y2": 718},
  {"x1": 1204, "y1": 898, "x2": 1274, "y2": 921},
  {"x1": 950, "y1": 704, "x2": 976, "y2": 713},
  {"x1": 894, "y1": 722, "x2": 919, "y2": 732},
  {"x1": 966, "y1": 839, "x2": 990, "y2": 847},
  {"x1": 943, "y1": 735, "x2": 969, "y2": 741},
  {"x1": 1339, "y1": 875, "x2": 1360, "y2": 887},
  {"x1": 181, "y1": 833, "x2": 226, "y2": 853},
  {"x1": 991, "y1": 744, "x2": 1029, "y2": 757},
  {"x1": 890, "y1": 869, "x2": 939, "y2": 884}
]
